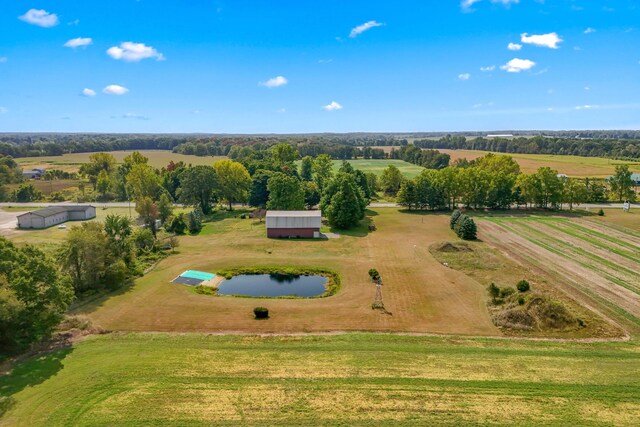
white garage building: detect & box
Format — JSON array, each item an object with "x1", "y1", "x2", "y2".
[{"x1": 17, "y1": 205, "x2": 97, "y2": 229}]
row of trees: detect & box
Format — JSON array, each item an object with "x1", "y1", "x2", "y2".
[
  {"x1": 397, "y1": 155, "x2": 636, "y2": 210},
  {"x1": 415, "y1": 135, "x2": 640, "y2": 160}
]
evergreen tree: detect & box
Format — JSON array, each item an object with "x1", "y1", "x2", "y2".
[
  {"x1": 326, "y1": 178, "x2": 364, "y2": 229},
  {"x1": 299, "y1": 156, "x2": 314, "y2": 181}
]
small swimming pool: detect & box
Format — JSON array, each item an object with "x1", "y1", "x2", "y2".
[{"x1": 217, "y1": 274, "x2": 327, "y2": 297}]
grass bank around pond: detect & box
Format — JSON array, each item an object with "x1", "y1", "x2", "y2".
[{"x1": 1, "y1": 332, "x2": 639, "y2": 426}]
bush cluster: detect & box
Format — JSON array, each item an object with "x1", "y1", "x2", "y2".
[
  {"x1": 516, "y1": 280, "x2": 531, "y2": 292},
  {"x1": 368, "y1": 268, "x2": 380, "y2": 281},
  {"x1": 450, "y1": 210, "x2": 477, "y2": 240},
  {"x1": 254, "y1": 307, "x2": 269, "y2": 319}
]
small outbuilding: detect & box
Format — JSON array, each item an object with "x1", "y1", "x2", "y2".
[
  {"x1": 17, "y1": 205, "x2": 96, "y2": 229},
  {"x1": 265, "y1": 210, "x2": 322, "y2": 238}
]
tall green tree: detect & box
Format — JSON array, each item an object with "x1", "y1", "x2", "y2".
[
  {"x1": 178, "y1": 165, "x2": 217, "y2": 214},
  {"x1": 267, "y1": 173, "x2": 305, "y2": 210},
  {"x1": 379, "y1": 165, "x2": 404, "y2": 196},
  {"x1": 325, "y1": 177, "x2": 365, "y2": 229},
  {"x1": 79, "y1": 152, "x2": 116, "y2": 189},
  {"x1": 158, "y1": 193, "x2": 174, "y2": 223},
  {"x1": 299, "y1": 156, "x2": 314, "y2": 181},
  {"x1": 249, "y1": 170, "x2": 273, "y2": 208},
  {"x1": 609, "y1": 164, "x2": 635, "y2": 202},
  {"x1": 312, "y1": 154, "x2": 334, "y2": 193},
  {"x1": 59, "y1": 222, "x2": 110, "y2": 294},
  {"x1": 214, "y1": 160, "x2": 252, "y2": 209},
  {"x1": 127, "y1": 163, "x2": 162, "y2": 201},
  {"x1": 0, "y1": 238, "x2": 74, "y2": 353},
  {"x1": 96, "y1": 170, "x2": 111, "y2": 199}
]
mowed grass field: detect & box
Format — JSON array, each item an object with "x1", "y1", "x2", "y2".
[
  {"x1": 439, "y1": 149, "x2": 640, "y2": 177},
  {"x1": 17, "y1": 150, "x2": 226, "y2": 173},
  {"x1": 330, "y1": 159, "x2": 424, "y2": 178},
  {"x1": 2, "y1": 333, "x2": 639, "y2": 426},
  {"x1": 478, "y1": 214, "x2": 640, "y2": 334},
  {"x1": 77, "y1": 208, "x2": 498, "y2": 336}
]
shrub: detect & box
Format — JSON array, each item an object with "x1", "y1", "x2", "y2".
[
  {"x1": 516, "y1": 280, "x2": 530, "y2": 292},
  {"x1": 368, "y1": 268, "x2": 380, "y2": 281},
  {"x1": 597, "y1": 209, "x2": 605, "y2": 216},
  {"x1": 254, "y1": 307, "x2": 269, "y2": 319},
  {"x1": 450, "y1": 209, "x2": 462, "y2": 230},
  {"x1": 167, "y1": 213, "x2": 187, "y2": 235},
  {"x1": 188, "y1": 209, "x2": 203, "y2": 234},
  {"x1": 488, "y1": 283, "x2": 500, "y2": 302},
  {"x1": 194, "y1": 285, "x2": 216, "y2": 295},
  {"x1": 499, "y1": 287, "x2": 516, "y2": 298},
  {"x1": 518, "y1": 296, "x2": 526, "y2": 305}
]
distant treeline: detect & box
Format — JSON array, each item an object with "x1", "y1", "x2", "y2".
[
  {"x1": 0, "y1": 133, "x2": 408, "y2": 159},
  {"x1": 415, "y1": 135, "x2": 640, "y2": 159},
  {"x1": 2, "y1": 132, "x2": 640, "y2": 160}
]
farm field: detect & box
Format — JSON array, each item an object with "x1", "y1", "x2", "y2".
[
  {"x1": 438, "y1": 149, "x2": 640, "y2": 177},
  {"x1": 1, "y1": 333, "x2": 639, "y2": 426},
  {"x1": 478, "y1": 214, "x2": 640, "y2": 334},
  {"x1": 329, "y1": 159, "x2": 424, "y2": 178},
  {"x1": 591, "y1": 208, "x2": 640, "y2": 232},
  {"x1": 4, "y1": 179, "x2": 83, "y2": 196},
  {"x1": 16, "y1": 150, "x2": 226, "y2": 173}
]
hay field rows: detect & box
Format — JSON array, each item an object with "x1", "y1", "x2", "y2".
[
  {"x1": 2, "y1": 333, "x2": 639, "y2": 426},
  {"x1": 479, "y1": 215, "x2": 640, "y2": 332}
]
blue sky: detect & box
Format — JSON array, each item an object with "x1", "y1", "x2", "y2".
[{"x1": 0, "y1": 0, "x2": 639, "y2": 133}]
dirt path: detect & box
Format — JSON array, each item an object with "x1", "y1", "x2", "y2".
[
  {"x1": 479, "y1": 220, "x2": 640, "y2": 328},
  {"x1": 575, "y1": 218, "x2": 640, "y2": 247}
]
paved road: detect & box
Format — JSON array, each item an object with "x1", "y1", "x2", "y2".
[{"x1": 1, "y1": 201, "x2": 637, "y2": 209}]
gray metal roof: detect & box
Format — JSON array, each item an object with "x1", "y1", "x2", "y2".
[
  {"x1": 17, "y1": 205, "x2": 95, "y2": 218},
  {"x1": 266, "y1": 210, "x2": 321, "y2": 218}
]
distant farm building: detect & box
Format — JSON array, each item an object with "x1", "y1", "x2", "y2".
[
  {"x1": 17, "y1": 205, "x2": 96, "y2": 229},
  {"x1": 632, "y1": 173, "x2": 640, "y2": 186},
  {"x1": 266, "y1": 210, "x2": 322, "y2": 238},
  {"x1": 22, "y1": 168, "x2": 46, "y2": 179}
]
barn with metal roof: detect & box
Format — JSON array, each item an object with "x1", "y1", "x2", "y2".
[
  {"x1": 17, "y1": 205, "x2": 96, "y2": 229},
  {"x1": 265, "y1": 210, "x2": 322, "y2": 238}
]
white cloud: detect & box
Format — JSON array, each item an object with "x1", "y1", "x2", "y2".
[
  {"x1": 82, "y1": 88, "x2": 96, "y2": 97},
  {"x1": 120, "y1": 113, "x2": 149, "y2": 120},
  {"x1": 260, "y1": 76, "x2": 288, "y2": 88},
  {"x1": 191, "y1": 109, "x2": 201, "y2": 115},
  {"x1": 458, "y1": 73, "x2": 471, "y2": 80},
  {"x1": 584, "y1": 86, "x2": 591, "y2": 91},
  {"x1": 276, "y1": 108, "x2": 286, "y2": 113},
  {"x1": 584, "y1": 27, "x2": 596, "y2": 34},
  {"x1": 575, "y1": 104, "x2": 597, "y2": 110},
  {"x1": 462, "y1": 0, "x2": 519, "y2": 11},
  {"x1": 64, "y1": 37, "x2": 93, "y2": 48},
  {"x1": 19, "y1": 9, "x2": 59, "y2": 27},
  {"x1": 323, "y1": 101, "x2": 343, "y2": 111},
  {"x1": 507, "y1": 42, "x2": 522, "y2": 51},
  {"x1": 520, "y1": 32, "x2": 563, "y2": 49},
  {"x1": 107, "y1": 42, "x2": 165, "y2": 62},
  {"x1": 349, "y1": 21, "x2": 383, "y2": 38},
  {"x1": 0, "y1": 107, "x2": 7, "y2": 114},
  {"x1": 103, "y1": 85, "x2": 129, "y2": 95},
  {"x1": 0, "y1": 57, "x2": 7, "y2": 64},
  {"x1": 500, "y1": 58, "x2": 536, "y2": 72},
  {"x1": 480, "y1": 65, "x2": 495, "y2": 72},
  {"x1": 318, "y1": 59, "x2": 333, "y2": 64}
]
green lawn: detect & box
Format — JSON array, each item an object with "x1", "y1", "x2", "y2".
[
  {"x1": 330, "y1": 159, "x2": 425, "y2": 178},
  {"x1": 1, "y1": 333, "x2": 639, "y2": 426}
]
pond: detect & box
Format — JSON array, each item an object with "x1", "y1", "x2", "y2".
[{"x1": 217, "y1": 274, "x2": 328, "y2": 297}]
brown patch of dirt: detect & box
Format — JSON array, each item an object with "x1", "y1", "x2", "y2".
[{"x1": 431, "y1": 241, "x2": 472, "y2": 253}]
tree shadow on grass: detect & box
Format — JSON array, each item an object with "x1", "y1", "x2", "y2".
[{"x1": 0, "y1": 347, "x2": 73, "y2": 417}]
